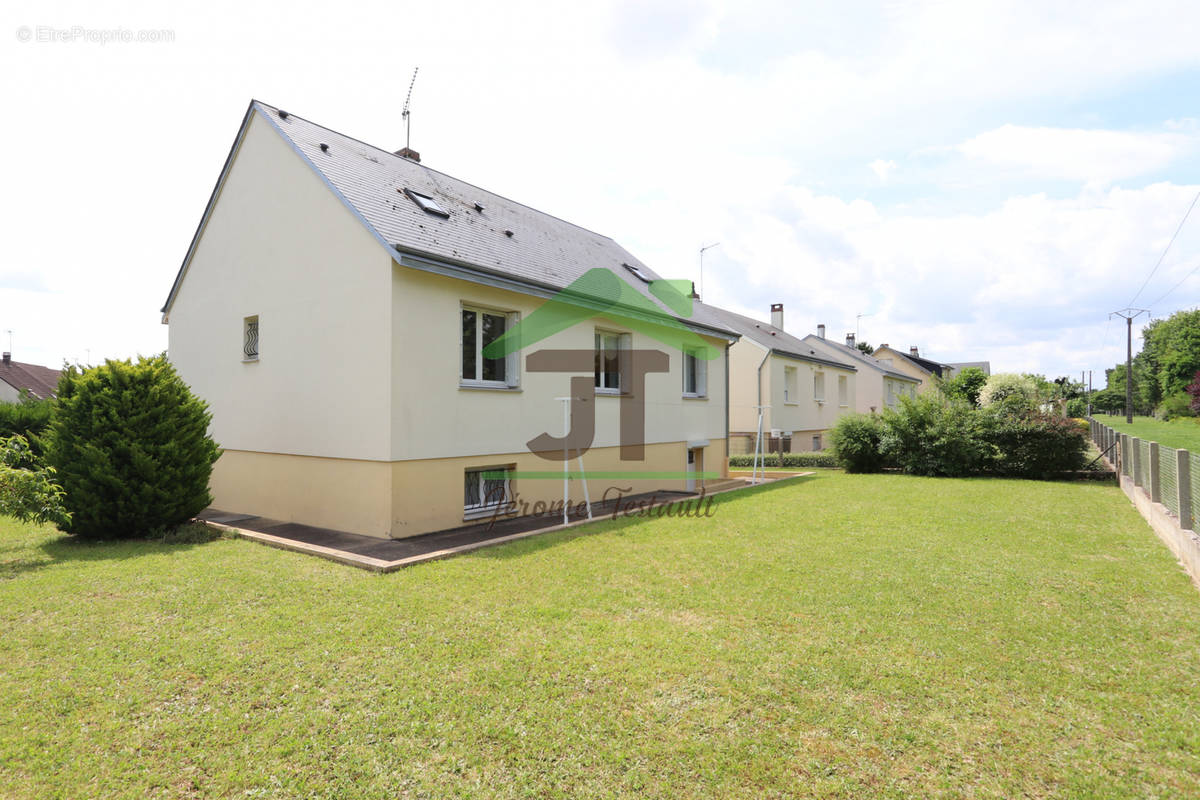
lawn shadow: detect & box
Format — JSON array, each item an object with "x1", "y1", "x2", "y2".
[
  {"x1": 472, "y1": 474, "x2": 819, "y2": 562},
  {"x1": 1, "y1": 523, "x2": 224, "y2": 580}
]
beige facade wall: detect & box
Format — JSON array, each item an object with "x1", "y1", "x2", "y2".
[
  {"x1": 211, "y1": 440, "x2": 727, "y2": 539},
  {"x1": 872, "y1": 346, "x2": 935, "y2": 393},
  {"x1": 166, "y1": 110, "x2": 395, "y2": 462},
  {"x1": 727, "y1": 338, "x2": 855, "y2": 441},
  {"x1": 388, "y1": 268, "x2": 728, "y2": 460}
]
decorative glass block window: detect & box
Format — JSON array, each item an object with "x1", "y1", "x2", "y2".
[
  {"x1": 838, "y1": 375, "x2": 848, "y2": 406},
  {"x1": 464, "y1": 466, "x2": 513, "y2": 516},
  {"x1": 784, "y1": 366, "x2": 798, "y2": 402},
  {"x1": 461, "y1": 306, "x2": 516, "y2": 386},
  {"x1": 682, "y1": 347, "x2": 707, "y2": 396},
  {"x1": 594, "y1": 331, "x2": 626, "y2": 392},
  {"x1": 814, "y1": 371, "x2": 826, "y2": 402},
  {"x1": 243, "y1": 316, "x2": 259, "y2": 361}
]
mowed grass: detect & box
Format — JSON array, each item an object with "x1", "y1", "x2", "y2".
[
  {"x1": 2, "y1": 474, "x2": 1199, "y2": 799},
  {"x1": 1095, "y1": 413, "x2": 1200, "y2": 452}
]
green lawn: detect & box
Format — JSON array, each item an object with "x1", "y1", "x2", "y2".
[
  {"x1": 1094, "y1": 413, "x2": 1200, "y2": 452},
  {"x1": 2, "y1": 473, "x2": 1199, "y2": 799}
]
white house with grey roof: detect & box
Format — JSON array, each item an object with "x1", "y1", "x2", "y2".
[
  {"x1": 803, "y1": 329, "x2": 920, "y2": 415},
  {"x1": 713, "y1": 304, "x2": 858, "y2": 454},
  {"x1": 162, "y1": 100, "x2": 739, "y2": 539}
]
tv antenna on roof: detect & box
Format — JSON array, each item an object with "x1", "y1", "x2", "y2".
[{"x1": 402, "y1": 66, "x2": 420, "y2": 152}]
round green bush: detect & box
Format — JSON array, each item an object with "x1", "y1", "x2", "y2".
[
  {"x1": 44, "y1": 354, "x2": 220, "y2": 538},
  {"x1": 829, "y1": 413, "x2": 887, "y2": 473}
]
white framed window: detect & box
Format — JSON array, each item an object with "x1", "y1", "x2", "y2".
[
  {"x1": 838, "y1": 375, "x2": 848, "y2": 406},
  {"x1": 683, "y1": 347, "x2": 707, "y2": 397},
  {"x1": 464, "y1": 465, "x2": 514, "y2": 518},
  {"x1": 814, "y1": 371, "x2": 826, "y2": 403},
  {"x1": 886, "y1": 381, "x2": 897, "y2": 406},
  {"x1": 461, "y1": 306, "x2": 518, "y2": 388},
  {"x1": 784, "y1": 366, "x2": 798, "y2": 403},
  {"x1": 594, "y1": 330, "x2": 628, "y2": 393},
  {"x1": 243, "y1": 315, "x2": 259, "y2": 362}
]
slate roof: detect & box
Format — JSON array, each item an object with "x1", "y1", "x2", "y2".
[
  {"x1": 163, "y1": 101, "x2": 737, "y2": 340},
  {"x1": 0, "y1": 358, "x2": 60, "y2": 399},
  {"x1": 801, "y1": 335, "x2": 921, "y2": 383},
  {"x1": 706, "y1": 307, "x2": 856, "y2": 370}
]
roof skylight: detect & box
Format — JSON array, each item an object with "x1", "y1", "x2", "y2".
[
  {"x1": 403, "y1": 188, "x2": 450, "y2": 218},
  {"x1": 623, "y1": 263, "x2": 652, "y2": 283}
]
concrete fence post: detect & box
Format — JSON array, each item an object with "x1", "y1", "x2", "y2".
[
  {"x1": 1133, "y1": 437, "x2": 1143, "y2": 486},
  {"x1": 1179, "y1": 449, "x2": 1193, "y2": 531},
  {"x1": 1149, "y1": 441, "x2": 1161, "y2": 503}
]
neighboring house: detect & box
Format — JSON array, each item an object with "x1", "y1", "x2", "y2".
[
  {"x1": 802, "y1": 330, "x2": 920, "y2": 414},
  {"x1": 0, "y1": 352, "x2": 60, "y2": 403},
  {"x1": 162, "y1": 101, "x2": 739, "y2": 540},
  {"x1": 947, "y1": 361, "x2": 992, "y2": 377},
  {"x1": 871, "y1": 344, "x2": 952, "y2": 392},
  {"x1": 711, "y1": 304, "x2": 856, "y2": 454}
]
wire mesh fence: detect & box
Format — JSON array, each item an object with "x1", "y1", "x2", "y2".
[{"x1": 1161, "y1": 444, "x2": 1180, "y2": 515}]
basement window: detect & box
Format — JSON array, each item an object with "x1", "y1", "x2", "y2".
[
  {"x1": 464, "y1": 466, "x2": 514, "y2": 518},
  {"x1": 404, "y1": 188, "x2": 450, "y2": 218}
]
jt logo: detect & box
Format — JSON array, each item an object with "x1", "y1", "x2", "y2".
[{"x1": 524, "y1": 349, "x2": 669, "y2": 461}]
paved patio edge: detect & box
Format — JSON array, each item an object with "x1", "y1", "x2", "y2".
[{"x1": 206, "y1": 474, "x2": 812, "y2": 572}]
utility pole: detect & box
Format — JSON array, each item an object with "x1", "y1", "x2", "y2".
[{"x1": 1110, "y1": 308, "x2": 1148, "y2": 424}]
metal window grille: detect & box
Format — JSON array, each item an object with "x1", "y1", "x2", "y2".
[{"x1": 243, "y1": 318, "x2": 259, "y2": 360}]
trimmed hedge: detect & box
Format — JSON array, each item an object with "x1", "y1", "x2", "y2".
[
  {"x1": 729, "y1": 451, "x2": 840, "y2": 469},
  {"x1": 827, "y1": 395, "x2": 1088, "y2": 479}
]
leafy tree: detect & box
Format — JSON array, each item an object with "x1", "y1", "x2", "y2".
[
  {"x1": 44, "y1": 354, "x2": 220, "y2": 539},
  {"x1": 856, "y1": 341, "x2": 875, "y2": 355},
  {"x1": 942, "y1": 367, "x2": 987, "y2": 407},
  {"x1": 0, "y1": 435, "x2": 69, "y2": 527},
  {"x1": 978, "y1": 373, "x2": 1041, "y2": 415}
]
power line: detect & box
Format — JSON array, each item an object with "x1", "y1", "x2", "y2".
[
  {"x1": 1145, "y1": 257, "x2": 1200, "y2": 310},
  {"x1": 1127, "y1": 188, "x2": 1200, "y2": 307}
]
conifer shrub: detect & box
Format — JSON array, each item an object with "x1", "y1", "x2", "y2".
[{"x1": 44, "y1": 355, "x2": 220, "y2": 538}]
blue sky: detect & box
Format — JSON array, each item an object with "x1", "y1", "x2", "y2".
[{"x1": 2, "y1": 0, "x2": 1200, "y2": 380}]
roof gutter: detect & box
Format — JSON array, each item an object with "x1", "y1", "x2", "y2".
[{"x1": 396, "y1": 248, "x2": 741, "y2": 343}]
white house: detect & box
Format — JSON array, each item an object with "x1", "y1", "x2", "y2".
[
  {"x1": 803, "y1": 329, "x2": 919, "y2": 414},
  {"x1": 162, "y1": 101, "x2": 739, "y2": 539},
  {"x1": 710, "y1": 304, "x2": 857, "y2": 453}
]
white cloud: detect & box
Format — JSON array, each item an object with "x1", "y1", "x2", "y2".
[
  {"x1": 869, "y1": 159, "x2": 897, "y2": 182},
  {"x1": 959, "y1": 124, "x2": 1195, "y2": 183}
]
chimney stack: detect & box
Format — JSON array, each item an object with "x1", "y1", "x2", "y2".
[
  {"x1": 845, "y1": 333, "x2": 856, "y2": 348},
  {"x1": 910, "y1": 346, "x2": 919, "y2": 357},
  {"x1": 817, "y1": 323, "x2": 826, "y2": 340},
  {"x1": 770, "y1": 303, "x2": 784, "y2": 329},
  {"x1": 1, "y1": 352, "x2": 9, "y2": 365},
  {"x1": 394, "y1": 147, "x2": 421, "y2": 163}
]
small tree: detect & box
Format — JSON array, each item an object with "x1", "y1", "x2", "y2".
[
  {"x1": 1187, "y1": 370, "x2": 1200, "y2": 413},
  {"x1": 942, "y1": 367, "x2": 987, "y2": 407},
  {"x1": 978, "y1": 373, "x2": 1041, "y2": 415},
  {"x1": 829, "y1": 413, "x2": 887, "y2": 473},
  {"x1": 44, "y1": 355, "x2": 220, "y2": 539},
  {"x1": 0, "y1": 435, "x2": 69, "y2": 527}
]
